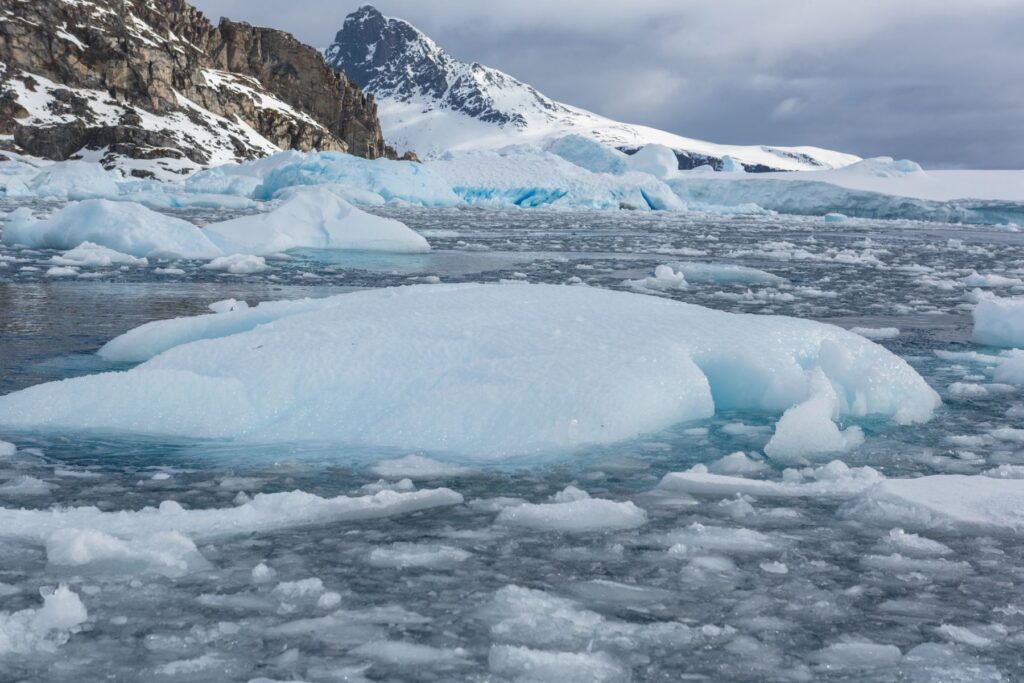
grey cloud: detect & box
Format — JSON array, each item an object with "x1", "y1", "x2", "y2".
[{"x1": 192, "y1": 0, "x2": 1024, "y2": 168}]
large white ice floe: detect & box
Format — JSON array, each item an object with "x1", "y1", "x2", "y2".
[
  {"x1": 972, "y1": 296, "x2": 1024, "y2": 348},
  {"x1": 841, "y1": 475, "x2": 1024, "y2": 534},
  {"x1": 2, "y1": 200, "x2": 222, "y2": 260},
  {"x1": 0, "y1": 284, "x2": 939, "y2": 457},
  {"x1": 202, "y1": 187, "x2": 429, "y2": 255}
]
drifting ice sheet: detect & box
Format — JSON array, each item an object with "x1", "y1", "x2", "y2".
[
  {"x1": 972, "y1": 296, "x2": 1024, "y2": 348},
  {"x1": 0, "y1": 284, "x2": 939, "y2": 457}
]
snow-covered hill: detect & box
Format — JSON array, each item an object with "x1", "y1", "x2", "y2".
[{"x1": 325, "y1": 6, "x2": 860, "y2": 172}]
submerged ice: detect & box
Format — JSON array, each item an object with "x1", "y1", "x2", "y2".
[{"x1": 0, "y1": 284, "x2": 938, "y2": 457}]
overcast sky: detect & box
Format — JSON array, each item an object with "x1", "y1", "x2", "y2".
[{"x1": 194, "y1": 0, "x2": 1024, "y2": 168}]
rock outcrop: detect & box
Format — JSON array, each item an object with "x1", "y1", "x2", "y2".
[{"x1": 0, "y1": 0, "x2": 389, "y2": 176}]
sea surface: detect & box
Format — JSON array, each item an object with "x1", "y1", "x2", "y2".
[{"x1": 0, "y1": 206, "x2": 1021, "y2": 682}]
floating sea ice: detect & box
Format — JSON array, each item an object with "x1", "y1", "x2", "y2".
[
  {"x1": 208, "y1": 298, "x2": 249, "y2": 314},
  {"x1": 811, "y1": 641, "x2": 902, "y2": 671},
  {"x1": 367, "y1": 542, "x2": 471, "y2": 569},
  {"x1": 488, "y1": 645, "x2": 628, "y2": 683},
  {"x1": 51, "y1": 241, "x2": 148, "y2": 267},
  {"x1": 495, "y1": 487, "x2": 647, "y2": 533},
  {"x1": 0, "y1": 488, "x2": 463, "y2": 545},
  {"x1": 202, "y1": 254, "x2": 270, "y2": 274},
  {"x1": 961, "y1": 271, "x2": 1024, "y2": 288},
  {"x1": 841, "y1": 474, "x2": 1024, "y2": 534},
  {"x1": 660, "y1": 460, "x2": 884, "y2": 500},
  {"x1": 625, "y1": 264, "x2": 687, "y2": 292},
  {"x1": 202, "y1": 186, "x2": 430, "y2": 255},
  {"x1": 824, "y1": 212, "x2": 848, "y2": 223},
  {"x1": 0, "y1": 284, "x2": 939, "y2": 456},
  {"x1": 44, "y1": 266, "x2": 78, "y2": 278},
  {"x1": 0, "y1": 440, "x2": 15, "y2": 457},
  {"x1": 0, "y1": 584, "x2": 87, "y2": 655},
  {"x1": 2, "y1": 200, "x2": 221, "y2": 259},
  {"x1": 708, "y1": 451, "x2": 769, "y2": 475},
  {"x1": 763, "y1": 369, "x2": 865, "y2": 463},
  {"x1": 370, "y1": 455, "x2": 475, "y2": 480},
  {"x1": 668, "y1": 261, "x2": 785, "y2": 286},
  {"x1": 972, "y1": 295, "x2": 1024, "y2": 348},
  {"x1": 45, "y1": 528, "x2": 208, "y2": 577},
  {"x1": 351, "y1": 640, "x2": 469, "y2": 667},
  {"x1": 850, "y1": 326, "x2": 900, "y2": 340}
]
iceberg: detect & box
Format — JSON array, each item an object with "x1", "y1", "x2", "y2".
[
  {"x1": 21, "y1": 161, "x2": 121, "y2": 200},
  {"x1": 186, "y1": 150, "x2": 460, "y2": 207},
  {"x1": 544, "y1": 134, "x2": 628, "y2": 175},
  {"x1": 202, "y1": 187, "x2": 430, "y2": 255},
  {"x1": 2, "y1": 200, "x2": 222, "y2": 260},
  {"x1": 669, "y1": 158, "x2": 1024, "y2": 225},
  {"x1": 0, "y1": 284, "x2": 939, "y2": 458},
  {"x1": 429, "y1": 147, "x2": 686, "y2": 211},
  {"x1": 50, "y1": 242, "x2": 149, "y2": 267},
  {"x1": 972, "y1": 296, "x2": 1024, "y2": 348}
]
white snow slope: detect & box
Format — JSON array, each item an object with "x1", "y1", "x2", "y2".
[{"x1": 325, "y1": 6, "x2": 860, "y2": 171}]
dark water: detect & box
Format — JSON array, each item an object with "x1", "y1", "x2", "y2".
[{"x1": 0, "y1": 207, "x2": 1021, "y2": 682}]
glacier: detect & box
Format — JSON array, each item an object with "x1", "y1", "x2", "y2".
[
  {"x1": 0, "y1": 284, "x2": 939, "y2": 457},
  {"x1": 3, "y1": 147, "x2": 1023, "y2": 225}
]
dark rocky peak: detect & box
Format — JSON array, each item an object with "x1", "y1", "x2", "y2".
[
  {"x1": 0, "y1": 0, "x2": 389, "y2": 176},
  {"x1": 324, "y1": 5, "x2": 564, "y2": 127}
]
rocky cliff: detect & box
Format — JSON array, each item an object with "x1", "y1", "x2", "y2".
[{"x1": 0, "y1": 0, "x2": 389, "y2": 177}]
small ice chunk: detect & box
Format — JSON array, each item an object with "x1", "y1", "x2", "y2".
[
  {"x1": 208, "y1": 298, "x2": 250, "y2": 314},
  {"x1": 842, "y1": 474, "x2": 1024, "y2": 533},
  {"x1": 0, "y1": 584, "x2": 87, "y2": 654},
  {"x1": 660, "y1": 460, "x2": 883, "y2": 500},
  {"x1": 760, "y1": 561, "x2": 789, "y2": 574},
  {"x1": 351, "y1": 640, "x2": 468, "y2": 666},
  {"x1": 625, "y1": 264, "x2": 687, "y2": 292},
  {"x1": 45, "y1": 528, "x2": 207, "y2": 577},
  {"x1": 850, "y1": 326, "x2": 899, "y2": 340},
  {"x1": 708, "y1": 451, "x2": 769, "y2": 475},
  {"x1": 663, "y1": 523, "x2": 779, "y2": 554},
  {"x1": 0, "y1": 441, "x2": 15, "y2": 457},
  {"x1": 496, "y1": 494, "x2": 647, "y2": 533},
  {"x1": 972, "y1": 296, "x2": 1024, "y2": 348},
  {"x1": 371, "y1": 455, "x2": 475, "y2": 480},
  {"x1": 488, "y1": 645, "x2": 627, "y2": 683},
  {"x1": 272, "y1": 578, "x2": 324, "y2": 600},
  {"x1": 51, "y1": 242, "x2": 148, "y2": 267},
  {"x1": 0, "y1": 476, "x2": 52, "y2": 496},
  {"x1": 251, "y1": 562, "x2": 276, "y2": 584},
  {"x1": 812, "y1": 641, "x2": 902, "y2": 670},
  {"x1": 45, "y1": 266, "x2": 78, "y2": 278},
  {"x1": 367, "y1": 543, "x2": 471, "y2": 569},
  {"x1": 824, "y1": 213, "x2": 848, "y2": 223},
  {"x1": 202, "y1": 254, "x2": 269, "y2": 274},
  {"x1": 881, "y1": 528, "x2": 953, "y2": 556},
  {"x1": 764, "y1": 369, "x2": 865, "y2": 462}
]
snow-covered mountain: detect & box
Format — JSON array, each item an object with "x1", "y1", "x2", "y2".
[
  {"x1": 325, "y1": 6, "x2": 860, "y2": 172},
  {"x1": 0, "y1": 0, "x2": 388, "y2": 179}
]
